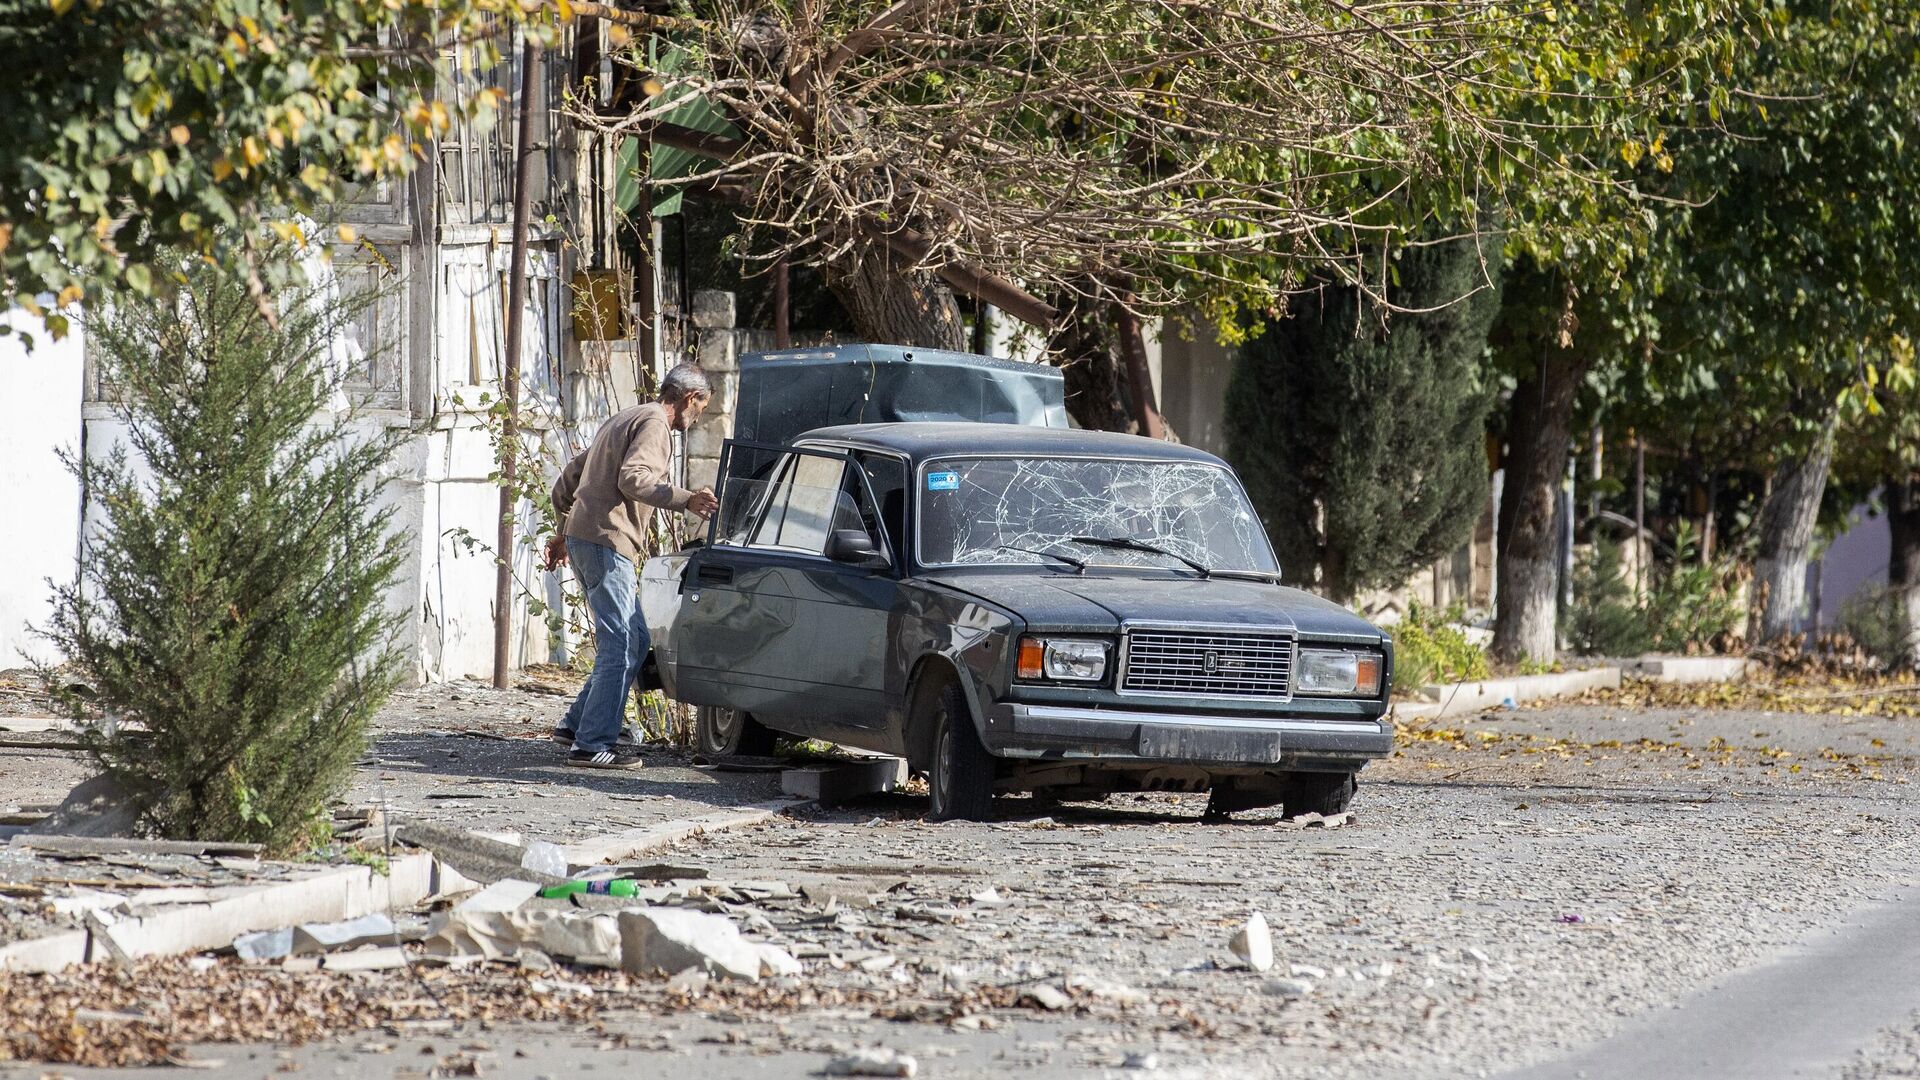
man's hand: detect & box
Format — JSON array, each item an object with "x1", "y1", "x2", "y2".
[
  {"x1": 687, "y1": 488, "x2": 719, "y2": 519},
  {"x1": 543, "y1": 533, "x2": 569, "y2": 571}
]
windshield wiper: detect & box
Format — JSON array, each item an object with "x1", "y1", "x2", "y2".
[
  {"x1": 1068, "y1": 535, "x2": 1212, "y2": 578},
  {"x1": 997, "y1": 544, "x2": 1087, "y2": 572}
]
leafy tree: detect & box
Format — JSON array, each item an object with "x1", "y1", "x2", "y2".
[
  {"x1": 0, "y1": 0, "x2": 512, "y2": 335},
  {"x1": 37, "y1": 254, "x2": 406, "y2": 851},
  {"x1": 1226, "y1": 236, "x2": 1502, "y2": 602}
]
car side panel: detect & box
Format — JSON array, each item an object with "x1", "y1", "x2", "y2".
[{"x1": 890, "y1": 582, "x2": 1022, "y2": 752}]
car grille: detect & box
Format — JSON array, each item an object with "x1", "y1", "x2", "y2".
[{"x1": 1121, "y1": 629, "x2": 1294, "y2": 698}]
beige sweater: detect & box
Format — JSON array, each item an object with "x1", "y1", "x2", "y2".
[{"x1": 551, "y1": 401, "x2": 692, "y2": 563}]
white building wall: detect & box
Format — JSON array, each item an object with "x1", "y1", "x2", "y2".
[{"x1": 0, "y1": 311, "x2": 86, "y2": 668}]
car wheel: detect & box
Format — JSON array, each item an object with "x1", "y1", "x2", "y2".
[
  {"x1": 927, "y1": 684, "x2": 995, "y2": 822},
  {"x1": 696, "y1": 705, "x2": 776, "y2": 757},
  {"x1": 1281, "y1": 771, "x2": 1358, "y2": 818}
]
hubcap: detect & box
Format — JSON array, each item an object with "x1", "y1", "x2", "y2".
[{"x1": 932, "y1": 722, "x2": 953, "y2": 811}]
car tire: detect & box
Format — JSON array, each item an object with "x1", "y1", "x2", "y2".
[
  {"x1": 927, "y1": 684, "x2": 995, "y2": 822},
  {"x1": 696, "y1": 705, "x2": 776, "y2": 757},
  {"x1": 1282, "y1": 771, "x2": 1358, "y2": 818}
]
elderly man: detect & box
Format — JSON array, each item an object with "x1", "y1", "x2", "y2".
[{"x1": 546, "y1": 364, "x2": 720, "y2": 768}]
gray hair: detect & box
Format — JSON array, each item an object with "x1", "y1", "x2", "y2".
[{"x1": 658, "y1": 363, "x2": 712, "y2": 403}]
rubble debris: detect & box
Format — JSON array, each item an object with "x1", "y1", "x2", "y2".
[
  {"x1": 1021, "y1": 982, "x2": 1072, "y2": 1010},
  {"x1": 422, "y1": 909, "x2": 623, "y2": 968},
  {"x1": 1229, "y1": 911, "x2": 1274, "y2": 972},
  {"x1": 392, "y1": 820, "x2": 566, "y2": 887},
  {"x1": 824, "y1": 1047, "x2": 918, "y2": 1077},
  {"x1": 11, "y1": 835, "x2": 263, "y2": 858},
  {"x1": 618, "y1": 908, "x2": 771, "y2": 981},
  {"x1": 780, "y1": 759, "x2": 903, "y2": 803},
  {"x1": 319, "y1": 945, "x2": 408, "y2": 972},
  {"x1": 456, "y1": 879, "x2": 542, "y2": 914},
  {"x1": 520, "y1": 840, "x2": 569, "y2": 877},
  {"x1": 292, "y1": 913, "x2": 396, "y2": 955},
  {"x1": 233, "y1": 928, "x2": 293, "y2": 962}
]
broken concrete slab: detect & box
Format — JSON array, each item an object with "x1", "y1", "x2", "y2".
[
  {"x1": 292, "y1": 913, "x2": 395, "y2": 955},
  {"x1": 233, "y1": 927, "x2": 294, "y2": 962},
  {"x1": 1622, "y1": 655, "x2": 1750, "y2": 683},
  {"x1": 421, "y1": 908, "x2": 622, "y2": 967},
  {"x1": 11, "y1": 834, "x2": 264, "y2": 858},
  {"x1": 392, "y1": 820, "x2": 567, "y2": 887},
  {"x1": 321, "y1": 945, "x2": 408, "y2": 972},
  {"x1": 456, "y1": 879, "x2": 541, "y2": 914},
  {"x1": 824, "y1": 1048, "x2": 918, "y2": 1077},
  {"x1": 780, "y1": 759, "x2": 903, "y2": 803},
  {"x1": 618, "y1": 907, "x2": 764, "y2": 981}
]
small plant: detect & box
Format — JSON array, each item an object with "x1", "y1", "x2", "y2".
[
  {"x1": 1386, "y1": 601, "x2": 1491, "y2": 690},
  {"x1": 1564, "y1": 523, "x2": 1744, "y2": 657},
  {"x1": 1839, "y1": 585, "x2": 1919, "y2": 675},
  {"x1": 39, "y1": 253, "x2": 406, "y2": 852},
  {"x1": 1564, "y1": 536, "x2": 1654, "y2": 656}
]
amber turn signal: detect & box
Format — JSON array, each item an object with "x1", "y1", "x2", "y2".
[
  {"x1": 1016, "y1": 637, "x2": 1046, "y2": 680},
  {"x1": 1354, "y1": 652, "x2": 1382, "y2": 696}
]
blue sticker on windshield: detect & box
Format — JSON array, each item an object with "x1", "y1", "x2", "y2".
[{"x1": 927, "y1": 471, "x2": 959, "y2": 492}]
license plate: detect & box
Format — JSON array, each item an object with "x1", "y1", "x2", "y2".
[{"x1": 1136, "y1": 726, "x2": 1284, "y2": 764}]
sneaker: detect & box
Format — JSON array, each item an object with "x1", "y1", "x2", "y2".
[
  {"x1": 554, "y1": 726, "x2": 643, "y2": 748},
  {"x1": 568, "y1": 747, "x2": 645, "y2": 770}
]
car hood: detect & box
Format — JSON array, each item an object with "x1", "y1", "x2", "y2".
[{"x1": 922, "y1": 569, "x2": 1383, "y2": 641}]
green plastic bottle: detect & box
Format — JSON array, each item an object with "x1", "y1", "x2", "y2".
[{"x1": 537, "y1": 879, "x2": 641, "y2": 899}]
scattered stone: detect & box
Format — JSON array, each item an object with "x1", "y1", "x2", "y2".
[
  {"x1": 1068, "y1": 974, "x2": 1147, "y2": 1005},
  {"x1": 1121, "y1": 1052, "x2": 1160, "y2": 1070},
  {"x1": 1228, "y1": 911, "x2": 1274, "y2": 972},
  {"x1": 1290, "y1": 963, "x2": 1327, "y2": 979},
  {"x1": 1021, "y1": 983, "x2": 1071, "y2": 1010},
  {"x1": 823, "y1": 1047, "x2": 917, "y2": 1077},
  {"x1": 1262, "y1": 977, "x2": 1315, "y2": 998}
]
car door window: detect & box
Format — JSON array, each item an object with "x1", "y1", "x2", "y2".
[
  {"x1": 853, "y1": 451, "x2": 909, "y2": 567},
  {"x1": 745, "y1": 451, "x2": 854, "y2": 556}
]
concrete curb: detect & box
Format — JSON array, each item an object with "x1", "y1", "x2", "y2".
[
  {"x1": 560, "y1": 801, "x2": 793, "y2": 869},
  {"x1": 1393, "y1": 667, "x2": 1622, "y2": 721},
  {"x1": 0, "y1": 853, "x2": 442, "y2": 974},
  {"x1": 1391, "y1": 652, "x2": 1751, "y2": 722}
]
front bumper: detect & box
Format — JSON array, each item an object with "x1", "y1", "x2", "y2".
[{"x1": 983, "y1": 702, "x2": 1392, "y2": 770}]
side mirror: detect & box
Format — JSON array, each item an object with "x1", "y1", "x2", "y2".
[{"x1": 826, "y1": 529, "x2": 887, "y2": 567}]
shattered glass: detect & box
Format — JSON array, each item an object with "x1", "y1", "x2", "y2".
[{"x1": 918, "y1": 458, "x2": 1276, "y2": 572}]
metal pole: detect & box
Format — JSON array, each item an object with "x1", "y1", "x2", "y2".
[
  {"x1": 773, "y1": 254, "x2": 791, "y2": 348},
  {"x1": 492, "y1": 31, "x2": 542, "y2": 690}
]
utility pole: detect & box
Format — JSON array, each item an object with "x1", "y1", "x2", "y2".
[{"x1": 493, "y1": 31, "x2": 542, "y2": 690}]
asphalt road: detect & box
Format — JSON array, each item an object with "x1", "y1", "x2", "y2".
[{"x1": 12, "y1": 694, "x2": 1920, "y2": 1080}]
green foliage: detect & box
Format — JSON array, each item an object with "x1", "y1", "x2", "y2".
[
  {"x1": 1838, "y1": 585, "x2": 1919, "y2": 676},
  {"x1": 37, "y1": 253, "x2": 407, "y2": 852},
  {"x1": 0, "y1": 0, "x2": 519, "y2": 329},
  {"x1": 1387, "y1": 603, "x2": 1491, "y2": 690},
  {"x1": 1225, "y1": 236, "x2": 1501, "y2": 601},
  {"x1": 1564, "y1": 523, "x2": 1745, "y2": 656},
  {"x1": 1564, "y1": 537, "x2": 1652, "y2": 656}
]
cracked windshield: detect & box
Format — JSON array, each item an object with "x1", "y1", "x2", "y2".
[{"x1": 918, "y1": 457, "x2": 1276, "y2": 571}]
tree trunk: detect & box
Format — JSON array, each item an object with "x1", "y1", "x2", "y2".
[
  {"x1": 1887, "y1": 477, "x2": 1920, "y2": 669},
  {"x1": 1048, "y1": 295, "x2": 1132, "y2": 431},
  {"x1": 1750, "y1": 413, "x2": 1837, "y2": 643},
  {"x1": 824, "y1": 251, "x2": 967, "y2": 349},
  {"x1": 1113, "y1": 300, "x2": 1166, "y2": 439},
  {"x1": 1492, "y1": 350, "x2": 1587, "y2": 664}
]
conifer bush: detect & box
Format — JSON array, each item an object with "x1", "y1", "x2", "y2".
[{"x1": 40, "y1": 255, "x2": 406, "y2": 851}]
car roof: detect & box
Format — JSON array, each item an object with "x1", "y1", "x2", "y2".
[{"x1": 794, "y1": 422, "x2": 1230, "y2": 466}]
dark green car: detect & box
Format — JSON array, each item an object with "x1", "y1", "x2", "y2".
[{"x1": 643, "y1": 422, "x2": 1394, "y2": 821}]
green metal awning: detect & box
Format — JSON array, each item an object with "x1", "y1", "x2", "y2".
[{"x1": 614, "y1": 38, "x2": 740, "y2": 219}]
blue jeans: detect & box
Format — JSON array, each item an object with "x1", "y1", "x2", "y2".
[{"x1": 560, "y1": 538, "x2": 648, "y2": 753}]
